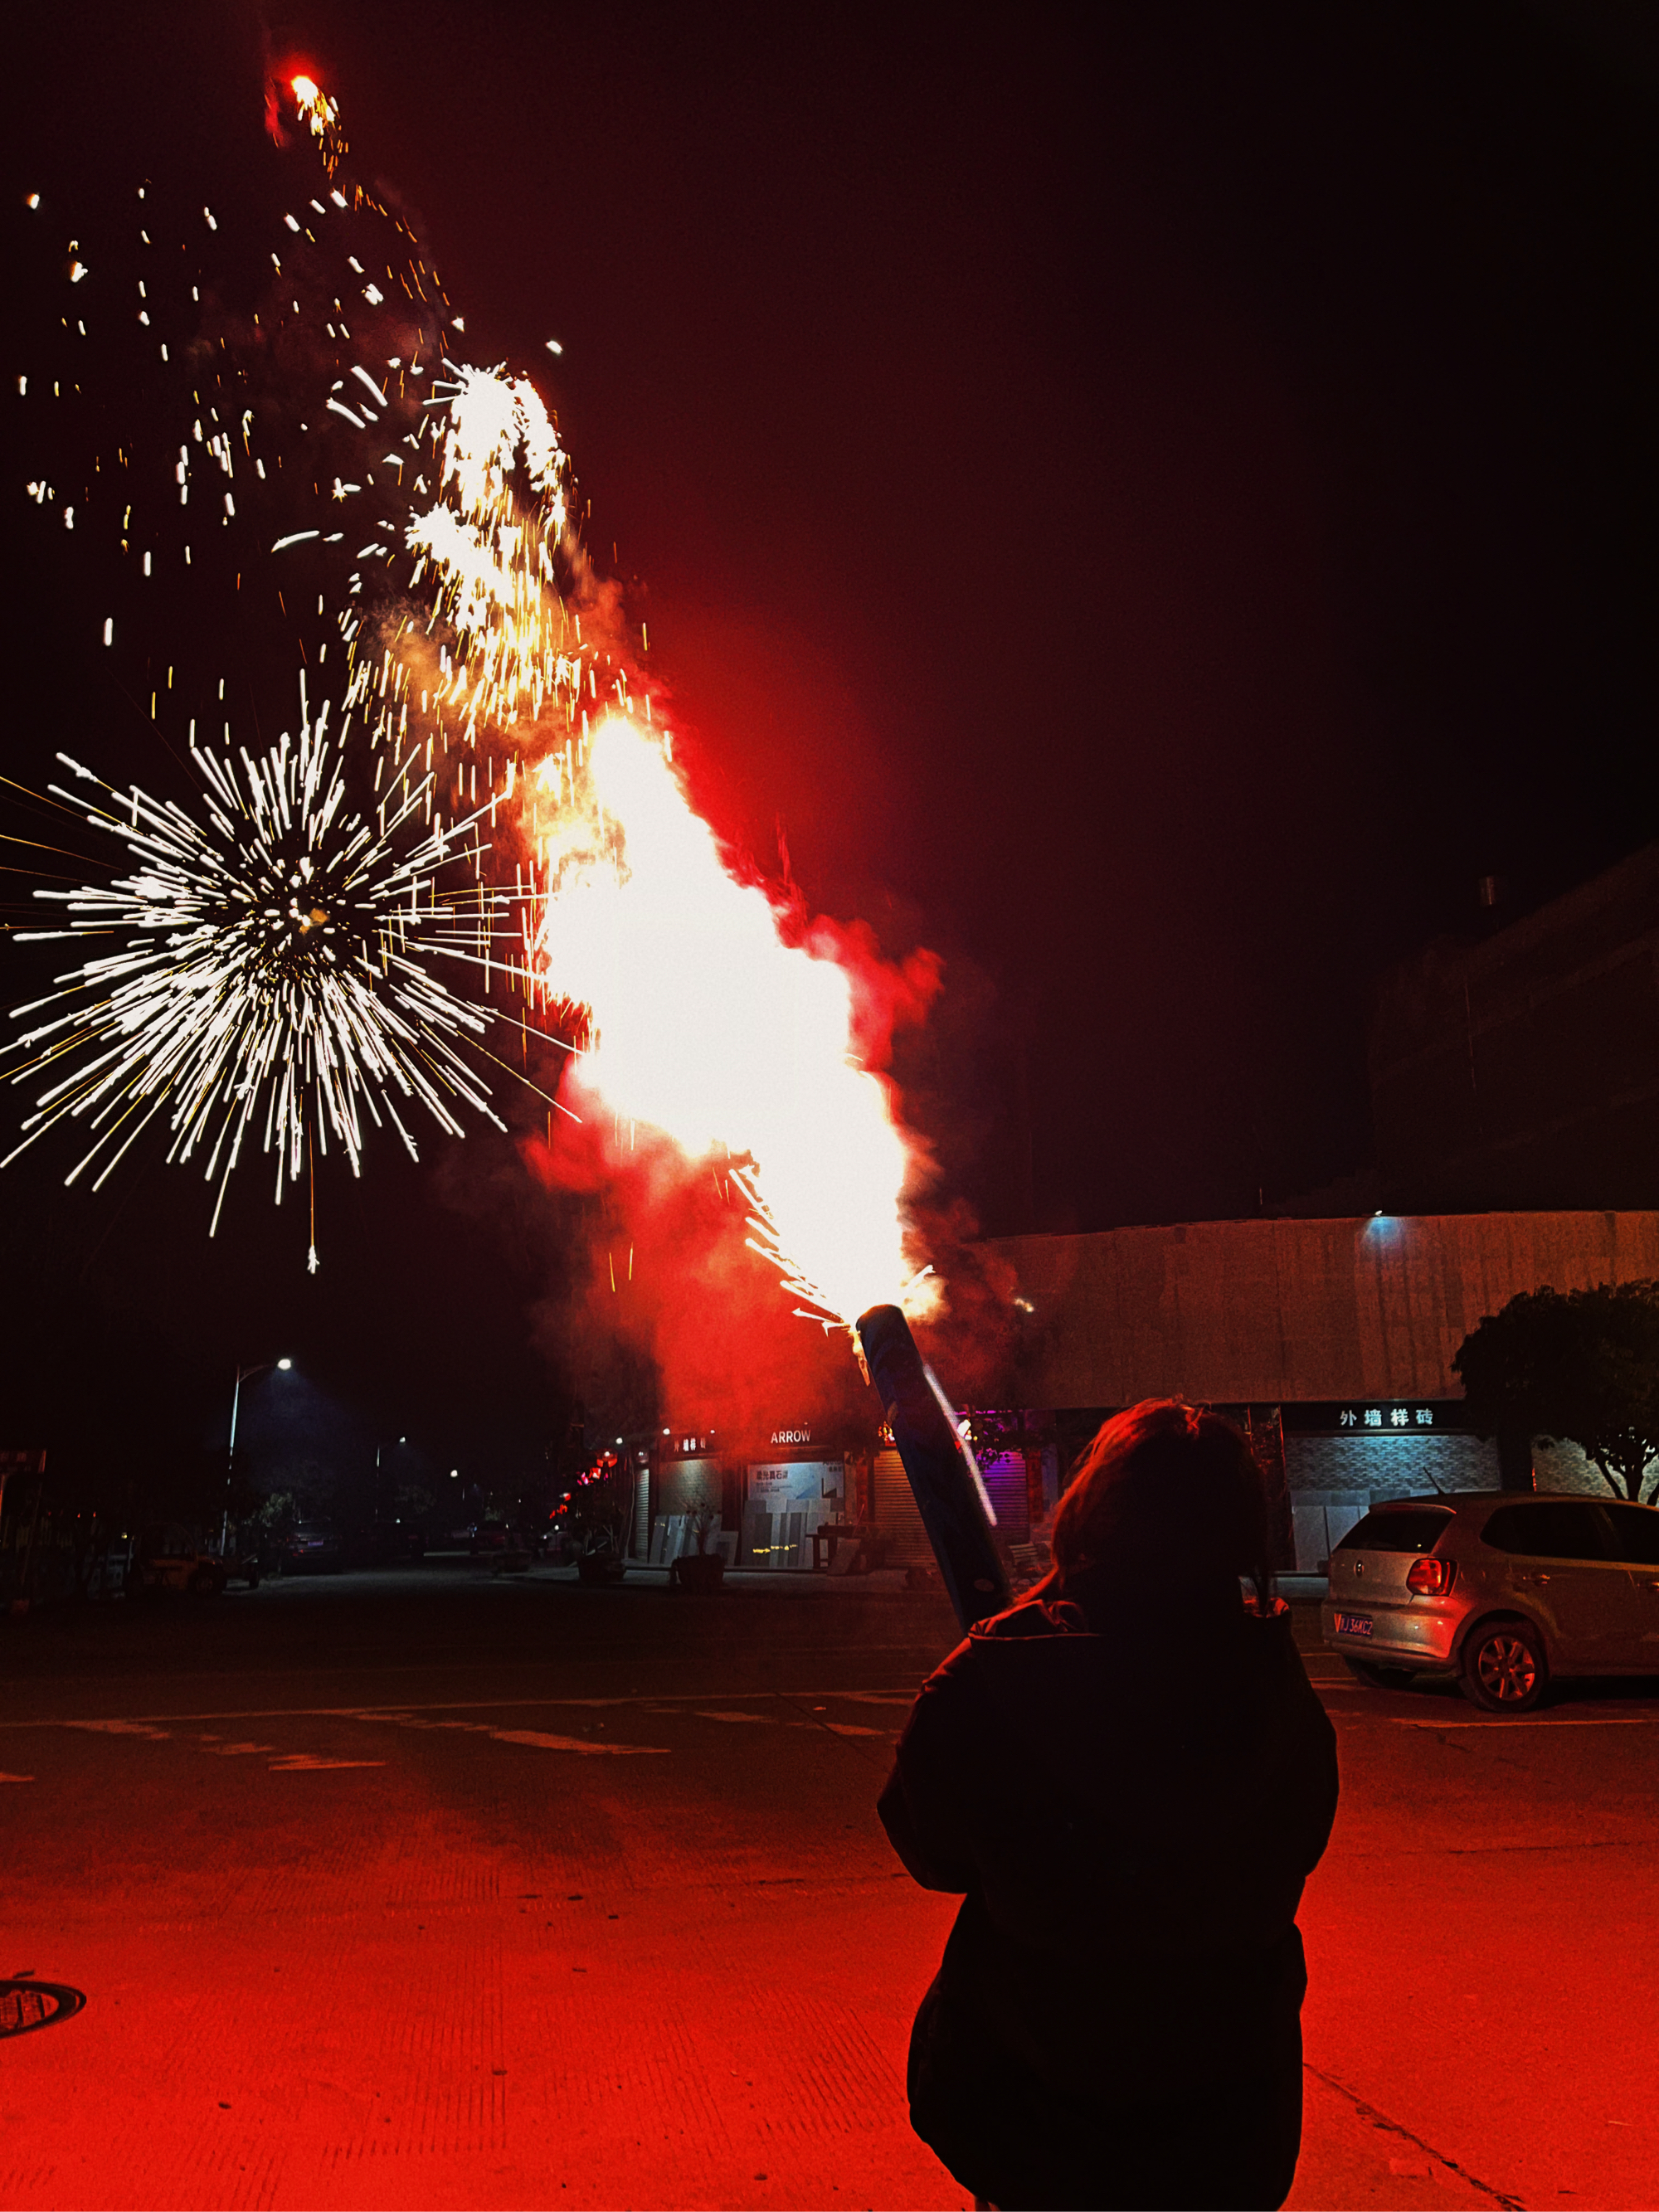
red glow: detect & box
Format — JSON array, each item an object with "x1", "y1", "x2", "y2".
[{"x1": 263, "y1": 57, "x2": 326, "y2": 147}]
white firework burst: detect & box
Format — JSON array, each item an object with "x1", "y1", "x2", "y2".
[{"x1": 3, "y1": 673, "x2": 508, "y2": 1238}]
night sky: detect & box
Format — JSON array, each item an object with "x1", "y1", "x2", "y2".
[{"x1": 3, "y1": 3, "x2": 1652, "y2": 1504}]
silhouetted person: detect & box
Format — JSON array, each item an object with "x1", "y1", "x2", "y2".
[{"x1": 878, "y1": 1399, "x2": 1339, "y2": 2211}]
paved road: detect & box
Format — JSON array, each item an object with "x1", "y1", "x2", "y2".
[{"x1": 2, "y1": 1568, "x2": 1657, "y2": 2209}]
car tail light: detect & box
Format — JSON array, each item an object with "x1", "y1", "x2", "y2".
[{"x1": 1406, "y1": 1556, "x2": 1456, "y2": 1596}]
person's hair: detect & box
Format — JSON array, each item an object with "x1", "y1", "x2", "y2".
[{"x1": 1051, "y1": 1398, "x2": 1273, "y2": 1612}]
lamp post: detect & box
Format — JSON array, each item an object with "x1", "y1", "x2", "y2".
[
  {"x1": 221, "y1": 1358, "x2": 291, "y2": 1556},
  {"x1": 373, "y1": 1436, "x2": 407, "y2": 1530}
]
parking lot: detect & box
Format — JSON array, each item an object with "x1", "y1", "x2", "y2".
[{"x1": 2, "y1": 1567, "x2": 1658, "y2": 2208}]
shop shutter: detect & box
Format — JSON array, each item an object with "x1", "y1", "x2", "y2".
[
  {"x1": 631, "y1": 1461, "x2": 650, "y2": 1559},
  {"x1": 872, "y1": 1448, "x2": 933, "y2": 1566},
  {"x1": 658, "y1": 1457, "x2": 720, "y2": 1521},
  {"x1": 980, "y1": 1451, "x2": 1029, "y2": 1542}
]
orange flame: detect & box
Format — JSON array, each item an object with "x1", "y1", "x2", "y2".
[{"x1": 524, "y1": 715, "x2": 932, "y2": 1329}]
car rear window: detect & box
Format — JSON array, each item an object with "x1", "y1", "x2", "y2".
[
  {"x1": 1481, "y1": 1501, "x2": 1608, "y2": 1560},
  {"x1": 1598, "y1": 1504, "x2": 1659, "y2": 1563},
  {"x1": 1335, "y1": 1509, "x2": 1454, "y2": 1555}
]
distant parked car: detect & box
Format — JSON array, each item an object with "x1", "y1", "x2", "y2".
[
  {"x1": 126, "y1": 1525, "x2": 226, "y2": 1598},
  {"x1": 1323, "y1": 1491, "x2": 1659, "y2": 1713},
  {"x1": 278, "y1": 1523, "x2": 342, "y2": 1574},
  {"x1": 335, "y1": 1521, "x2": 402, "y2": 1569}
]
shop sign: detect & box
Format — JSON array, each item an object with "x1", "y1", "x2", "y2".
[
  {"x1": 1284, "y1": 1402, "x2": 1467, "y2": 1434},
  {"x1": 770, "y1": 1427, "x2": 811, "y2": 1446},
  {"x1": 747, "y1": 1460, "x2": 844, "y2": 1504}
]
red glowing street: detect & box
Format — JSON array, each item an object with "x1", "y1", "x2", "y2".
[{"x1": 4, "y1": 1568, "x2": 1658, "y2": 2209}]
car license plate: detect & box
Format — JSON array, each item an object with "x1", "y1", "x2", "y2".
[{"x1": 1336, "y1": 1612, "x2": 1374, "y2": 1637}]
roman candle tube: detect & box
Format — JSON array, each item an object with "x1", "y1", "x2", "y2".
[{"x1": 854, "y1": 1304, "x2": 1010, "y2": 1631}]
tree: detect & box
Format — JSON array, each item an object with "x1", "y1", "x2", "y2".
[{"x1": 1453, "y1": 1281, "x2": 1659, "y2": 1502}]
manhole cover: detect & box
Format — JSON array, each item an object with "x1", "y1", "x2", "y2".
[{"x1": 0, "y1": 1981, "x2": 86, "y2": 2038}]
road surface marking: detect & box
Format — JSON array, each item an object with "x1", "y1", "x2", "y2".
[
  {"x1": 65, "y1": 1719, "x2": 172, "y2": 1738},
  {"x1": 489, "y1": 1728, "x2": 668, "y2": 1757},
  {"x1": 2, "y1": 1688, "x2": 927, "y2": 1732},
  {"x1": 354, "y1": 1712, "x2": 671, "y2": 1757},
  {"x1": 268, "y1": 1756, "x2": 387, "y2": 1770},
  {"x1": 0, "y1": 1772, "x2": 35, "y2": 1782}
]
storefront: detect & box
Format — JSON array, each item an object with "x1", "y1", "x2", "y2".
[
  {"x1": 742, "y1": 1453, "x2": 847, "y2": 1567},
  {"x1": 636, "y1": 1436, "x2": 723, "y2": 1563},
  {"x1": 640, "y1": 1426, "x2": 849, "y2": 1568},
  {"x1": 1282, "y1": 1400, "x2": 1496, "y2": 1571}
]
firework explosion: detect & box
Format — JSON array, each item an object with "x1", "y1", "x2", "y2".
[
  {"x1": 5, "y1": 75, "x2": 544, "y2": 1252},
  {"x1": 9, "y1": 70, "x2": 935, "y2": 1325},
  {"x1": 6, "y1": 698, "x2": 504, "y2": 1257}
]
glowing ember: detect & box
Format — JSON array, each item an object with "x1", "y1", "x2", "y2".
[{"x1": 290, "y1": 75, "x2": 344, "y2": 173}]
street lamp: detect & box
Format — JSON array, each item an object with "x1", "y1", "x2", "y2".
[
  {"x1": 373, "y1": 1435, "x2": 408, "y2": 1526},
  {"x1": 221, "y1": 1358, "x2": 291, "y2": 1554}
]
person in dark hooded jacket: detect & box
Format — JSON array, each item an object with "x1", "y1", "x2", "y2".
[{"x1": 878, "y1": 1398, "x2": 1338, "y2": 2212}]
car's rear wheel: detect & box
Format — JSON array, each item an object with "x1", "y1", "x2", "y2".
[
  {"x1": 187, "y1": 1566, "x2": 221, "y2": 1597},
  {"x1": 1461, "y1": 1620, "x2": 1546, "y2": 1713},
  {"x1": 1343, "y1": 1656, "x2": 1416, "y2": 1689}
]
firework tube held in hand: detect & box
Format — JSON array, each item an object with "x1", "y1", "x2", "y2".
[{"x1": 854, "y1": 1305, "x2": 1010, "y2": 1631}]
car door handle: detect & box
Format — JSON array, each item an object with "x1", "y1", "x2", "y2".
[
  {"x1": 1515, "y1": 1572, "x2": 1551, "y2": 1586},
  {"x1": 1642, "y1": 1578, "x2": 1659, "y2": 1592}
]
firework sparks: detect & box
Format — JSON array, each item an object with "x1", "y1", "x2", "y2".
[
  {"x1": 5, "y1": 71, "x2": 539, "y2": 1242},
  {"x1": 10, "y1": 68, "x2": 935, "y2": 1324},
  {"x1": 2, "y1": 682, "x2": 508, "y2": 1236},
  {"x1": 384, "y1": 352, "x2": 933, "y2": 1326}
]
